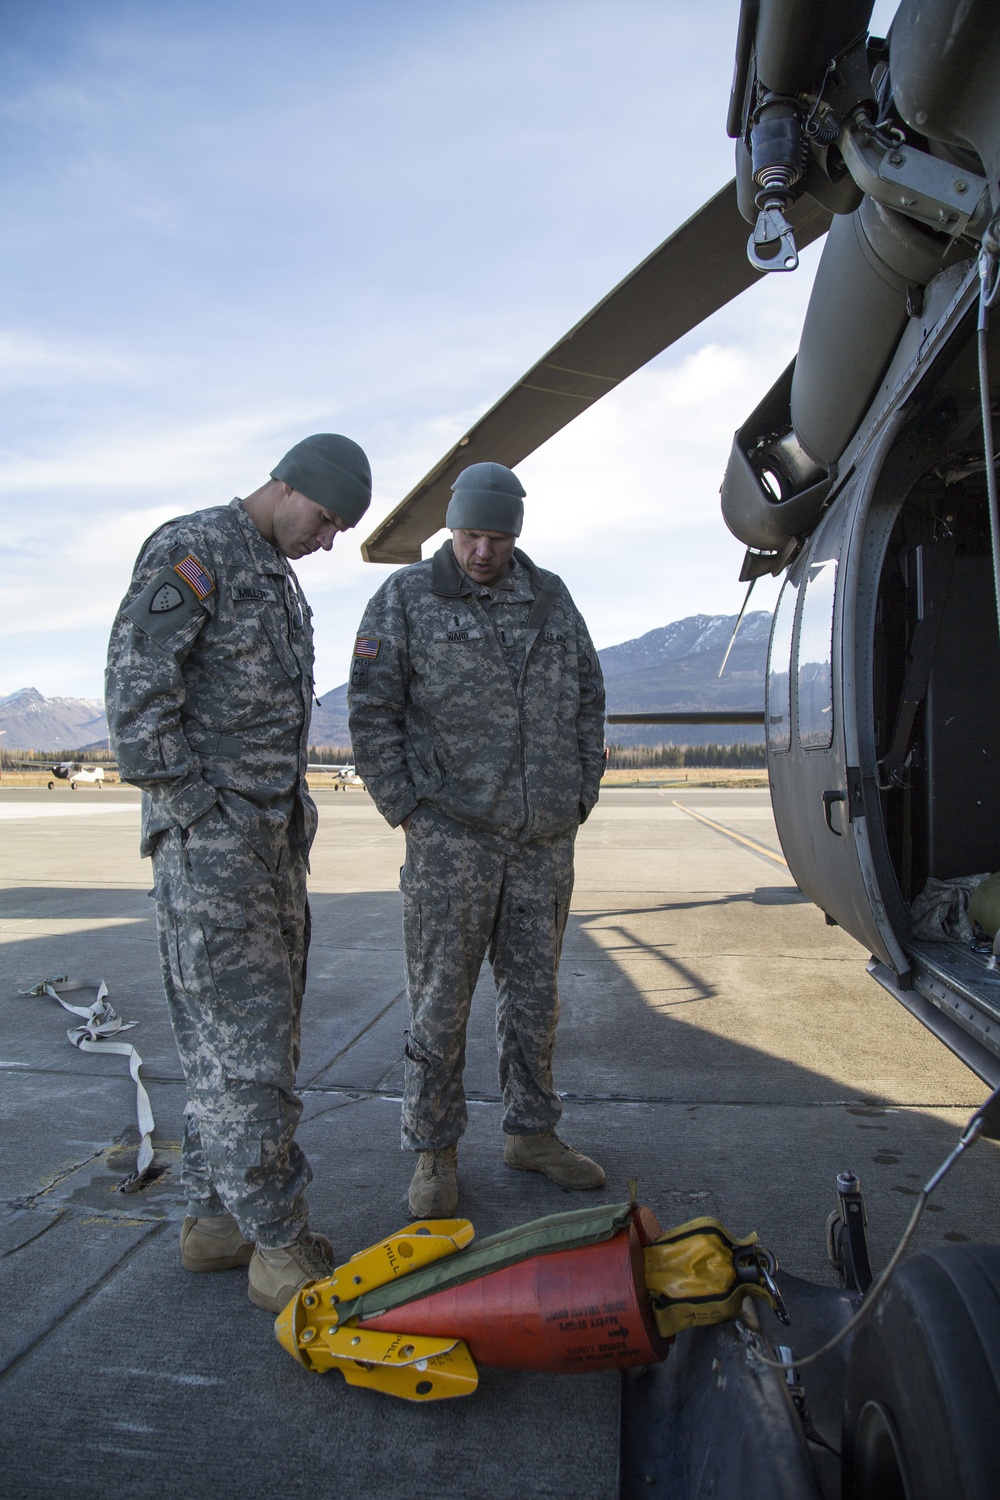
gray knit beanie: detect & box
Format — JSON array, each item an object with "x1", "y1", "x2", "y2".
[
  {"x1": 271, "y1": 434, "x2": 372, "y2": 526},
  {"x1": 446, "y1": 461, "x2": 525, "y2": 535}
]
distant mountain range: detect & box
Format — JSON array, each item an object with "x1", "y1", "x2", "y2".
[
  {"x1": 0, "y1": 687, "x2": 110, "y2": 752},
  {"x1": 2, "y1": 611, "x2": 769, "y2": 751},
  {"x1": 597, "y1": 611, "x2": 770, "y2": 747}
]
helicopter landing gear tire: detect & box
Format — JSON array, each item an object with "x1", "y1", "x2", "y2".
[
  {"x1": 47, "y1": 781, "x2": 54, "y2": 790},
  {"x1": 842, "y1": 1244, "x2": 1000, "y2": 1500},
  {"x1": 70, "y1": 782, "x2": 77, "y2": 791}
]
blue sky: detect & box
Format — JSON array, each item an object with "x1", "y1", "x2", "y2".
[{"x1": 1, "y1": 0, "x2": 895, "y2": 700}]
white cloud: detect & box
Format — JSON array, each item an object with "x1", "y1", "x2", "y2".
[
  {"x1": 0, "y1": 330, "x2": 131, "y2": 389},
  {"x1": 0, "y1": 0, "x2": 828, "y2": 700},
  {"x1": 0, "y1": 406, "x2": 328, "y2": 495},
  {"x1": 0, "y1": 502, "x2": 180, "y2": 638}
]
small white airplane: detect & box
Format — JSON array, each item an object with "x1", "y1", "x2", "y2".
[
  {"x1": 44, "y1": 762, "x2": 110, "y2": 789},
  {"x1": 5, "y1": 760, "x2": 115, "y2": 789},
  {"x1": 6, "y1": 759, "x2": 115, "y2": 789},
  {"x1": 306, "y1": 762, "x2": 364, "y2": 790}
]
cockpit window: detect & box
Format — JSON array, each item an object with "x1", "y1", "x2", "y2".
[
  {"x1": 797, "y1": 559, "x2": 837, "y2": 750},
  {"x1": 767, "y1": 576, "x2": 798, "y2": 754}
]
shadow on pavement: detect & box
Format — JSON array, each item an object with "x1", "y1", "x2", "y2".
[{"x1": 2, "y1": 885, "x2": 998, "y2": 1500}]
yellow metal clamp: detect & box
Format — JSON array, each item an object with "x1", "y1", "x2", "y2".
[
  {"x1": 277, "y1": 1318, "x2": 478, "y2": 1401},
  {"x1": 275, "y1": 1218, "x2": 479, "y2": 1402},
  {"x1": 339, "y1": 1218, "x2": 475, "y2": 1298}
]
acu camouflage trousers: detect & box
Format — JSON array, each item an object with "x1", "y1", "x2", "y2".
[
  {"x1": 152, "y1": 810, "x2": 312, "y2": 1249},
  {"x1": 400, "y1": 804, "x2": 575, "y2": 1152}
]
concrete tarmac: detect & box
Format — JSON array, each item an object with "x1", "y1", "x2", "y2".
[{"x1": 1, "y1": 784, "x2": 997, "y2": 1499}]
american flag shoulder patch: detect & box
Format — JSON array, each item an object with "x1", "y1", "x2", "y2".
[
  {"x1": 174, "y1": 553, "x2": 215, "y2": 601},
  {"x1": 354, "y1": 635, "x2": 380, "y2": 659}
]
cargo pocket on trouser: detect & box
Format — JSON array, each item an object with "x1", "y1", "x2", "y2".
[
  {"x1": 400, "y1": 854, "x2": 451, "y2": 969},
  {"x1": 196, "y1": 1089, "x2": 311, "y2": 1239},
  {"x1": 169, "y1": 893, "x2": 256, "y2": 1011},
  {"x1": 553, "y1": 872, "x2": 574, "y2": 966}
]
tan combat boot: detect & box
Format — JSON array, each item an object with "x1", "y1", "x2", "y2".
[
  {"x1": 504, "y1": 1130, "x2": 605, "y2": 1189},
  {"x1": 179, "y1": 1213, "x2": 254, "y2": 1272},
  {"x1": 408, "y1": 1143, "x2": 459, "y2": 1217},
  {"x1": 247, "y1": 1230, "x2": 335, "y2": 1313}
]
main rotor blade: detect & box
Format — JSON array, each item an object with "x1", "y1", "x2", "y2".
[
  {"x1": 606, "y1": 711, "x2": 765, "y2": 725},
  {"x1": 362, "y1": 183, "x2": 832, "y2": 563}
]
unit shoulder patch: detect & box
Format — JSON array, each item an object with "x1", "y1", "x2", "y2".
[
  {"x1": 122, "y1": 564, "x2": 211, "y2": 644},
  {"x1": 150, "y1": 583, "x2": 184, "y2": 613},
  {"x1": 174, "y1": 553, "x2": 215, "y2": 601}
]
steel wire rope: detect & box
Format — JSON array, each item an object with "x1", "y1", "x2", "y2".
[
  {"x1": 977, "y1": 224, "x2": 1000, "y2": 641},
  {"x1": 753, "y1": 1090, "x2": 998, "y2": 1370}
]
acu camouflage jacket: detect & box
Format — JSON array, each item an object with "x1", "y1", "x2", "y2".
[
  {"x1": 348, "y1": 542, "x2": 606, "y2": 841},
  {"x1": 105, "y1": 499, "x2": 317, "y2": 859}
]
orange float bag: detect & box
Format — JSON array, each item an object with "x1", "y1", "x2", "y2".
[
  {"x1": 358, "y1": 1206, "x2": 666, "y2": 1372},
  {"x1": 275, "y1": 1199, "x2": 784, "y2": 1401}
]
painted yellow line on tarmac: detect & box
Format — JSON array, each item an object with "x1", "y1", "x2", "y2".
[{"x1": 671, "y1": 800, "x2": 788, "y2": 868}]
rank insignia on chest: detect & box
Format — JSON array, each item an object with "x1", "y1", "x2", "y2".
[
  {"x1": 354, "y1": 636, "x2": 381, "y2": 659},
  {"x1": 174, "y1": 553, "x2": 215, "y2": 601},
  {"x1": 149, "y1": 583, "x2": 184, "y2": 613}
]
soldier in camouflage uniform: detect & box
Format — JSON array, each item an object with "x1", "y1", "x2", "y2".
[
  {"x1": 106, "y1": 434, "x2": 372, "y2": 1312},
  {"x1": 348, "y1": 462, "x2": 607, "y2": 1217}
]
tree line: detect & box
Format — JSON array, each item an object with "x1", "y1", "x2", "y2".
[
  {"x1": 606, "y1": 741, "x2": 767, "y2": 769},
  {"x1": 306, "y1": 743, "x2": 767, "y2": 769},
  {"x1": 0, "y1": 746, "x2": 111, "y2": 767},
  {"x1": 1, "y1": 741, "x2": 768, "y2": 772},
  {"x1": 306, "y1": 745, "x2": 355, "y2": 764}
]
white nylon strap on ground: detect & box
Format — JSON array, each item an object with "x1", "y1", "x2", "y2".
[{"x1": 20, "y1": 976, "x2": 155, "y2": 1181}]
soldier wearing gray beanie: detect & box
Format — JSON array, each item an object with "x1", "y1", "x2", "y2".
[
  {"x1": 272, "y1": 434, "x2": 372, "y2": 528},
  {"x1": 106, "y1": 427, "x2": 375, "y2": 1313},
  {"x1": 445, "y1": 462, "x2": 525, "y2": 535},
  {"x1": 350, "y1": 452, "x2": 607, "y2": 1218}
]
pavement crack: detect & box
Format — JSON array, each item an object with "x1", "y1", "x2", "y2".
[
  {"x1": 298, "y1": 1086, "x2": 983, "y2": 1110},
  {"x1": 15, "y1": 1146, "x2": 107, "y2": 1207},
  {"x1": 301, "y1": 989, "x2": 406, "y2": 1087},
  {"x1": 303, "y1": 1092, "x2": 372, "y2": 1124},
  {"x1": 302, "y1": 1052, "x2": 405, "y2": 1113},
  {"x1": 0, "y1": 1207, "x2": 67, "y2": 1259},
  {"x1": 0, "y1": 1219, "x2": 165, "y2": 1384}
]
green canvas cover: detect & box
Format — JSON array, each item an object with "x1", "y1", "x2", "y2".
[
  {"x1": 340, "y1": 1200, "x2": 634, "y2": 1324},
  {"x1": 970, "y1": 870, "x2": 1000, "y2": 939}
]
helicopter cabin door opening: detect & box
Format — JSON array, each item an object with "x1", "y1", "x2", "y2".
[{"x1": 863, "y1": 448, "x2": 1000, "y2": 1072}]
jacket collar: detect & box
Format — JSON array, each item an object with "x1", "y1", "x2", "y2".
[
  {"x1": 431, "y1": 539, "x2": 543, "y2": 599},
  {"x1": 229, "y1": 497, "x2": 289, "y2": 577}
]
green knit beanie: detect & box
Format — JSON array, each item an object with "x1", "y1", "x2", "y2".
[{"x1": 271, "y1": 434, "x2": 372, "y2": 526}]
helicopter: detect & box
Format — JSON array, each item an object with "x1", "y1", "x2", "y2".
[
  {"x1": 359, "y1": 2, "x2": 1000, "y2": 1492},
  {"x1": 362, "y1": 0, "x2": 1000, "y2": 1086}
]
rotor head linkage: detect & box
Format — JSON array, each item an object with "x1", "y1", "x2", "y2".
[
  {"x1": 747, "y1": 97, "x2": 803, "y2": 272},
  {"x1": 748, "y1": 202, "x2": 800, "y2": 271}
]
